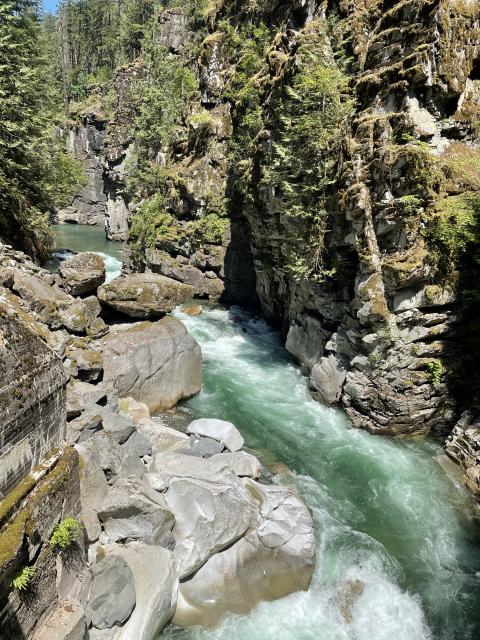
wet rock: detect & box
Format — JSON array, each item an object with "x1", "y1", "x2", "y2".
[
  {"x1": 97, "y1": 273, "x2": 194, "y2": 319},
  {"x1": 100, "y1": 317, "x2": 202, "y2": 413},
  {"x1": 187, "y1": 418, "x2": 244, "y2": 452},
  {"x1": 98, "y1": 476, "x2": 175, "y2": 547},
  {"x1": 86, "y1": 555, "x2": 136, "y2": 630},
  {"x1": 183, "y1": 304, "x2": 203, "y2": 316},
  {"x1": 59, "y1": 252, "x2": 106, "y2": 296}
]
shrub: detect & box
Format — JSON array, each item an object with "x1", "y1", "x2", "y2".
[
  {"x1": 12, "y1": 566, "x2": 35, "y2": 592},
  {"x1": 49, "y1": 517, "x2": 83, "y2": 551},
  {"x1": 426, "y1": 360, "x2": 443, "y2": 385}
]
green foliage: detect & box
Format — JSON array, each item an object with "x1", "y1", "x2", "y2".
[
  {"x1": 135, "y1": 41, "x2": 198, "y2": 159},
  {"x1": 264, "y1": 21, "x2": 355, "y2": 279},
  {"x1": 129, "y1": 193, "x2": 173, "y2": 252},
  {"x1": 427, "y1": 193, "x2": 480, "y2": 269},
  {"x1": 426, "y1": 360, "x2": 443, "y2": 386},
  {"x1": 12, "y1": 566, "x2": 35, "y2": 592},
  {"x1": 49, "y1": 517, "x2": 83, "y2": 551},
  {"x1": 0, "y1": 0, "x2": 82, "y2": 258}
]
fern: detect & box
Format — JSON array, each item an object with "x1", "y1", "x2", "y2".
[
  {"x1": 49, "y1": 517, "x2": 83, "y2": 551},
  {"x1": 12, "y1": 566, "x2": 35, "y2": 592}
]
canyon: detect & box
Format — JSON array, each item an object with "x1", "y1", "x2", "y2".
[{"x1": 0, "y1": 0, "x2": 480, "y2": 639}]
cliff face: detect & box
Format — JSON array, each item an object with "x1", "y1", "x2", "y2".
[{"x1": 64, "y1": 1, "x2": 480, "y2": 441}]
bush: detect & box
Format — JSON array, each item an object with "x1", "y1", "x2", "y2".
[
  {"x1": 12, "y1": 566, "x2": 35, "y2": 592},
  {"x1": 49, "y1": 517, "x2": 83, "y2": 551},
  {"x1": 426, "y1": 360, "x2": 443, "y2": 385}
]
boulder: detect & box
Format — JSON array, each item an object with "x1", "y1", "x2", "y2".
[
  {"x1": 58, "y1": 295, "x2": 103, "y2": 334},
  {"x1": 164, "y1": 471, "x2": 257, "y2": 578},
  {"x1": 183, "y1": 305, "x2": 203, "y2": 316},
  {"x1": 86, "y1": 555, "x2": 136, "y2": 630},
  {"x1": 97, "y1": 273, "x2": 194, "y2": 319},
  {"x1": 124, "y1": 430, "x2": 152, "y2": 458},
  {"x1": 118, "y1": 397, "x2": 151, "y2": 423},
  {"x1": 137, "y1": 420, "x2": 189, "y2": 453},
  {"x1": 65, "y1": 347, "x2": 103, "y2": 382},
  {"x1": 77, "y1": 432, "x2": 143, "y2": 485},
  {"x1": 211, "y1": 452, "x2": 262, "y2": 479},
  {"x1": 173, "y1": 480, "x2": 315, "y2": 627},
  {"x1": 100, "y1": 317, "x2": 202, "y2": 413},
  {"x1": 97, "y1": 476, "x2": 175, "y2": 547},
  {"x1": 59, "y1": 252, "x2": 106, "y2": 296},
  {"x1": 98, "y1": 407, "x2": 136, "y2": 444},
  {"x1": 187, "y1": 418, "x2": 244, "y2": 452},
  {"x1": 67, "y1": 410, "x2": 103, "y2": 445},
  {"x1": 184, "y1": 436, "x2": 224, "y2": 458},
  {"x1": 309, "y1": 355, "x2": 347, "y2": 406},
  {"x1": 95, "y1": 543, "x2": 178, "y2": 640}
]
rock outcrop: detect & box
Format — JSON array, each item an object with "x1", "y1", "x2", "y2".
[
  {"x1": 59, "y1": 252, "x2": 106, "y2": 296},
  {"x1": 100, "y1": 317, "x2": 202, "y2": 412},
  {"x1": 97, "y1": 273, "x2": 194, "y2": 318}
]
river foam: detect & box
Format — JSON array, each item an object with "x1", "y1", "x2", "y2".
[{"x1": 163, "y1": 305, "x2": 480, "y2": 640}]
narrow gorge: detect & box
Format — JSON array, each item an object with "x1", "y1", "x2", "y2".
[{"x1": 0, "y1": 1, "x2": 479, "y2": 639}]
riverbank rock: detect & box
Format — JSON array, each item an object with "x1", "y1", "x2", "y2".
[
  {"x1": 187, "y1": 418, "x2": 244, "y2": 452},
  {"x1": 89, "y1": 543, "x2": 178, "y2": 640},
  {"x1": 97, "y1": 273, "x2": 194, "y2": 319},
  {"x1": 172, "y1": 479, "x2": 315, "y2": 627},
  {"x1": 59, "y1": 252, "x2": 106, "y2": 296},
  {"x1": 183, "y1": 304, "x2": 203, "y2": 316},
  {"x1": 86, "y1": 555, "x2": 136, "y2": 630},
  {"x1": 97, "y1": 476, "x2": 174, "y2": 546},
  {"x1": 100, "y1": 317, "x2": 202, "y2": 413}
]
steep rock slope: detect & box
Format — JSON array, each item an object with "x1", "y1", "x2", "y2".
[{"x1": 63, "y1": 1, "x2": 480, "y2": 442}]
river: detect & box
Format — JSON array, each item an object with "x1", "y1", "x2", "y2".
[
  {"x1": 49, "y1": 224, "x2": 480, "y2": 640},
  {"x1": 164, "y1": 305, "x2": 480, "y2": 640}
]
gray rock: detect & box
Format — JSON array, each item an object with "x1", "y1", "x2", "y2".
[
  {"x1": 210, "y1": 451, "x2": 262, "y2": 479},
  {"x1": 34, "y1": 599, "x2": 86, "y2": 640},
  {"x1": 124, "y1": 430, "x2": 152, "y2": 458},
  {"x1": 59, "y1": 252, "x2": 106, "y2": 296},
  {"x1": 95, "y1": 542, "x2": 179, "y2": 640},
  {"x1": 137, "y1": 420, "x2": 190, "y2": 453},
  {"x1": 98, "y1": 407, "x2": 136, "y2": 444},
  {"x1": 98, "y1": 476, "x2": 174, "y2": 546},
  {"x1": 100, "y1": 317, "x2": 202, "y2": 413},
  {"x1": 173, "y1": 480, "x2": 315, "y2": 628},
  {"x1": 165, "y1": 471, "x2": 257, "y2": 578},
  {"x1": 87, "y1": 555, "x2": 136, "y2": 630},
  {"x1": 184, "y1": 436, "x2": 224, "y2": 458},
  {"x1": 309, "y1": 355, "x2": 347, "y2": 406},
  {"x1": 187, "y1": 418, "x2": 244, "y2": 452},
  {"x1": 97, "y1": 273, "x2": 194, "y2": 319},
  {"x1": 67, "y1": 411, "x2": 103, "y2": 445}
]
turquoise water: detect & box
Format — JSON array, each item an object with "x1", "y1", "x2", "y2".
[
  {"x1": 163, "y1": 305, "x2": 480, "y2": 640},
  {"x1": 45, "y1": 223, "x2": 123, "y2": 281}
]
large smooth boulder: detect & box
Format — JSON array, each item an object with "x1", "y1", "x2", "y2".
[
  {"x1": 100, "y1": 317, "x2": 202, "y2": 413},
  {"x1": 59, "y1": 252, "x2": 106, "y2": 296},
  {"x1": 86, "y1": 555, "x2": 136, "y2": 630},
  {"x1": 173, "y1": 480, "x2": 315, "y2": 628},
  {"x1": 164, "y1": 471, "x2": 257, "y2": 578},
  {"x1": 187, "y1": 418, "x2": 244, "y2": 452},
  {"x1": 97, "y1": 476, "x2": 174, "y2": 547},
  {"x1": 137, "y1": 419, "x2": 190, "y2": 453},
  {"x1": 97, "y1": 273, "x2": 194, "y2": 319},
  {"x1": 95, "y1": 543, "x2": 178, "y2": 640}
]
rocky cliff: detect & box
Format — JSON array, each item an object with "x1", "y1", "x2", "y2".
[{"x1": 57, "y1": 0, "x2": 480, "y2": 488}]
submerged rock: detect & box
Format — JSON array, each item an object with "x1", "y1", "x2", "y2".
[
  {"x1": 100, "y1": 317, "x2": 202, "y2": 413},
  {"x1": 97, "y1": 273, "x2": 194, "y2": 319}
]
